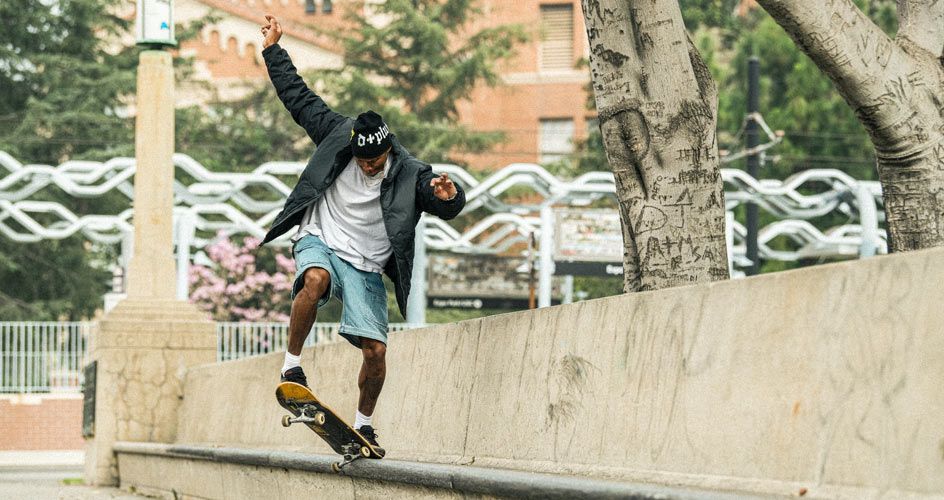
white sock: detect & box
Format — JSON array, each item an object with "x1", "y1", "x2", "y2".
[
  {"x1": 354, "y1": 411, "x2": 372, "y2": 430},
  {"x1": 281, "y1": 352, "x2": 301, "y2": 375}
]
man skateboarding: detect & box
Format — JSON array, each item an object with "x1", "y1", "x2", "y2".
[{"x1": 259, "y1": 15, "x2": 466, "y2": 454}]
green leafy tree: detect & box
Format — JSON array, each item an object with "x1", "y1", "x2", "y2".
[
  {"x1": 0, "y1": 0, "x2": 138, "y2": 163},
  {"x1": 175, "y1": 85, "x2": 308, "y2": 172},
  {"x1": 0, "y1": 0, "x2": 211, "y2": 319},
  {"x1": 309, "y1": 0, "x2": 527, "y2": 163},
  {"x1": 0, "y1": 0, "x2": 136, "y2": 319}
]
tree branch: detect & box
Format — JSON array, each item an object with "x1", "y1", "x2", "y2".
[
  {"x1": 896, "y1": 0, "x2": 944, "y2": 60},
  {"x1": 755, "y1": 0, "x2": 909, "y2": 108}
]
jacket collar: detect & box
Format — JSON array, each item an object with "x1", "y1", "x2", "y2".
[{"x1": 385, "y1": 134, "x2": 409, "y2": 180}]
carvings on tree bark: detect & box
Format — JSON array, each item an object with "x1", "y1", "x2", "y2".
[{"x1": 581, "y1": 0, "x2": 730, "y2": 292}]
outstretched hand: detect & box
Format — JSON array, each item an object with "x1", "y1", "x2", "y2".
[
  {"x1": 260, "y1": 15, "x2": 282, "y2": 48},
  {"x1": 430, "y1": 173, "x2": 457, "y2": 201}
]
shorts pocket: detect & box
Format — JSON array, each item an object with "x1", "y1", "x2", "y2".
[
  {"x1": 293, "y1": 237, "x2": 313, "y2": 255},
  {"x1": 365, "y1": 274, "x2": 386, "y2": 297}
]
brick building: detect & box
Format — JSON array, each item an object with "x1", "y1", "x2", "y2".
[{"x1": 174, "y1": 0, "x2": 592, "y2": 171}]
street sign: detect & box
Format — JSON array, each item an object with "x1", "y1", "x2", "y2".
[
  {"x1": 136, "y1": 0, "x2": 176, "y2": 46},
  {"x1": 554, "y1": 261, "x2": 624, "y2": 277},
  {"x1": 429, "y1": 296, "x2": 560, "y2": 310},
  {"x1": 554, "y1": 208, "x2": 623, "y2": 261},
  {"x1": 427, "y1": 254, "x2": 561, "y2": 308},
  {"x1": 554, "y1": 208, "x2": 623, "y2": 276}
]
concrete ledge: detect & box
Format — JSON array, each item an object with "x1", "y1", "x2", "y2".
[
  {"x1": 141, "y1": 248, "x2": 944, "y2": 498},
  {"x1": 113, "y1": 441, "x2": 753, "y2": 499}
]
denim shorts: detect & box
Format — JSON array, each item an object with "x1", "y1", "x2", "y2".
[{"x1": 292, "y1": 234, "x2": 389, "y2": 348}]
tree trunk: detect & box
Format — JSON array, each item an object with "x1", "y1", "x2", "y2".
[
  {"x1": 580, "y1": 0, "x2": 730, "y2": 292},
  {"x1": 756, "y1": 0, "x2": 944, "y2": 251}
]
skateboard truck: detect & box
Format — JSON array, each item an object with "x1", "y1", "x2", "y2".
[
  {"x1": 281, "y1": 404, "x2": 326, "y2": 427},
  {"x1": 332, "y1": 442, "x2": 371, "y2": 472}
]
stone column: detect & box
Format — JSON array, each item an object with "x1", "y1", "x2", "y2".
[
  {"x1": 125, "y1": 49, "x2": 178, "y2": 302},
  {"x1": 85, "y1": 50, "x2": 216, "y2": 486}
]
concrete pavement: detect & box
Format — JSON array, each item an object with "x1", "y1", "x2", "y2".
[{"x1": 0, "y1": 451, "x2": 147, "y2": 500}]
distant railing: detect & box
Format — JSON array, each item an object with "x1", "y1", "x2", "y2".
[
  {"x1": 0, "y1": 321, "x2": 420, "y2": 393},
  {"x1": 215, "y1": 322, "x2": 421, "y2": 362},
  {"x1": 0, "y1": 322, "x2": 92, "y2": 394}
]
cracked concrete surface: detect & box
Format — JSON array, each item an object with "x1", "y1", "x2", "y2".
[{"x1": 84, "y1": 299, "x2": 216, "y2": 486}]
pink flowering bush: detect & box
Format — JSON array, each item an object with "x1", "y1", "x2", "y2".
[{"x1": 189, "y1": 233, "x2": 295, "y2": 322}]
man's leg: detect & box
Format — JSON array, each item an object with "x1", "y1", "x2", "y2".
[
  {"x1": 282, "y1": 267, "x2": 330, "y2": 376},
  {"x1": 355, "y1": 338, "x2": 386, "y2": 427}
]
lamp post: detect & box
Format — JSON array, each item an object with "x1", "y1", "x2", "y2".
[{"x1": 85, "y1": 1, "x2": 215, "y2": 486}]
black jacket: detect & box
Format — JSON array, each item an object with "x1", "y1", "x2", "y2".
[{"x1": 260, "y1": 44, "x2": 466, "y2": 317}]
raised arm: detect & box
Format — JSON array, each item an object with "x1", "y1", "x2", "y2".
[{"x1": 260, "y1": 15, "x2": 346, "y2": 146}]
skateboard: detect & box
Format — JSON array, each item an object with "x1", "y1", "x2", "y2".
[{"x1": 275, "y1": 382, "x2": 384, "y2": 471}]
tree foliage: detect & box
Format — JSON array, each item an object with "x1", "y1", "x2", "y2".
[
  {"x1": 0, "y1": 0, "x2": 136, "y2": 319},
  {"x1": 175, "y1": 85, "x2": 308, "y2": 173},
  {"x1": 0, "y1": 0, "x2": 138, "y2": 163},
  {"x1": 310, "y1": 0, "x2": 528, "y2": 163},
  {"x1": 0, "y1": 0, "x2": 213, "y2": 319}
]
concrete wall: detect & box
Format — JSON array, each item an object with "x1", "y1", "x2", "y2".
[
  {"x1": 168, "y1": 248, "x2": 944, "y2": 498},
  {"x1": 0, "y1": 394, "x2": 84, "y2": 450}
]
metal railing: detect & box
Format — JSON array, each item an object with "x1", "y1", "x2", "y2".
[
  {"x1": 216, "y1": 322, "x2": 420, "y2": 362},
  {"x1": 0, "y1": 322, "x2": 92, "y2": 394},
  {"x1": 0, "y1": 321, "x2": 420, "y2": 393}
]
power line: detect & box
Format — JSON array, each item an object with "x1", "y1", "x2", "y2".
[
  {"x1": 777, "y1": 155, "x2": 876, "y2": 165},
  {"x1": 779, "y1": 130, "x2": 870, "y2": 140}
]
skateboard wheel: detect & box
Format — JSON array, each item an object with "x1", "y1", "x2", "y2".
[
  {"x1": 314, "y1": 411, "x2": 326, "y2": 426},
  {"x1": 331, "y1": 462, "x2": 341, "y2": 473},
  {"x1": 281, "y1": 415, "x2": 292, "y2": 427},
  {"x1": 360, "y1": 446, "x2": 371, "y2": 458}
]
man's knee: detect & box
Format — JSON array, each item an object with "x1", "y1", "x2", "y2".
[
  {"x1": 362, "y1": 339, "x2": 386, "y2": 364},
  {"x1": 301, "y1": 267, "x2": 330, "y2": 298}
]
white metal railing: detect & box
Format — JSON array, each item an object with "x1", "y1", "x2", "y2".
[
  {"x1": 216, "y1": 322, "x2": 421, "y2": 362},
  {"x1": 0, "y1": 151, "x2": 885, "y2": 259},
  {"x1": 0, "y1": 321, "x2": 421, "y2": 393},
  {"x1": 0, "y1": 322, "x2": 92, "y2": 394}
]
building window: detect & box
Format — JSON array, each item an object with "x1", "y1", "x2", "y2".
[
  {"x1": 540, "y1": 4, "x2": 574, "y2": 72},
  {"x1": 539, "y1": 118, "x2": 575, "y2": 164},
  {"x1": 305, "y1": 0, "x2": 333, "y2": 14}
]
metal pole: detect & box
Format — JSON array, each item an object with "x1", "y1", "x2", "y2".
[
  {"x1": 562, "y1": 275, "x2": 574, "y2": 304},
  {"x1": 538, "y1": 205, "x2": 554, "y2": 308},
  {"x1": 175, "y1": 211, "x2": 195, "y2": 300},
  {"x1": 745, "y1": 56, "x2": 761, "y2": 275},
  {"x1": 407, "y1": 214, "x2": 427, "y2": 324},
  {"x1": 528, "y1": 232, "x2": 536, "y2": 310},
  {"x1": 725, "y1": 211, "x2": 736, "y2": 277},
  {"x1": 856, "y1": 184, "x2": 878, "y2": 258},
  {"x1": 121, "y1": 230, "x2": 134, "y2": 290}
]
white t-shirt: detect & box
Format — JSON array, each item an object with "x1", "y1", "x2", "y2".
[{"x1": 293, "y1": 157, "x2": 393, "y2": 273}]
